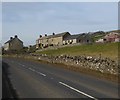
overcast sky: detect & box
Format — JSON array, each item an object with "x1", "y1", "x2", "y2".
[{"x1": 2, "y1": 2, "x2": 118, "y2": 46}]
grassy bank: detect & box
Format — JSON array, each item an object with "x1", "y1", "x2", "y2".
[{"x1": 36, "y1": 42, "x2": 119, "y2": 61}]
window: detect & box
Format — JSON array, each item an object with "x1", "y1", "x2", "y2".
[
  {"x1": 87, "y1": 40, "x2": 89, "y2": 43},
  {"x1": 104, "y1": 39, "x2": 106, "y2": 41}
]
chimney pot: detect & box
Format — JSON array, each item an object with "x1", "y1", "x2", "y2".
[
  {"x1": 40, "y1": 35, "x2": 42, "y2": 38},
  {"x1": 53, "y1": 33, "x2": 55, "y2": 35},
  {"x1": 45, "y1": 34, "x2": 47, "y2": 36},
  {"x1": 15, "y1": 35, "x2": 18, "y2": 38},
  {"x1": 10, "y1": 37, "x2": 13, "y2": 40}
]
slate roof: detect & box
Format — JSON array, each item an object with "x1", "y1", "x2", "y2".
[
  {"x1": 40, "y1": 32, "x2": 70, "y2": 39},
  {"x1": 5, "y1": 37, "x2": 23, "y2": 44},
  {"x1": 63, "y1": 33, "x2": 87, "y2": 40}
]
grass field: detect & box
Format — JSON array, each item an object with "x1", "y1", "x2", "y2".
[{"x1": 36, "y1": 42, "x2": 119, "y2": 60}]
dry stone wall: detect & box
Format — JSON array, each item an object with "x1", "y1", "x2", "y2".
[{"x1": 28, "y1": 54, "x2": 119, "y2": 75}]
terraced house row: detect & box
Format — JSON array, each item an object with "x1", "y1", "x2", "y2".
[
  {"x1": 36, "y1": 32, "x2": 92, "y2": 49},
  {"x1": 3, "y1": 30, "x2": 119, "y2": 52}
]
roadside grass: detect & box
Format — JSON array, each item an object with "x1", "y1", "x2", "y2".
[{"x1": 36, "y1": 42, "x2": 119, "y2": 61}]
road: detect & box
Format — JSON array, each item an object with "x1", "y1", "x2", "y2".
[{"x1": 2, "y1": 57, "x2": 120, "y2": 99}]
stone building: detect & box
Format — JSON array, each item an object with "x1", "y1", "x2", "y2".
[
  {"x1": 63, "y1": 33, "x2": 92, "y2": 45},
  {"x1": 36, "y1": 32, "x2": 92, "y2": 49},
  {"x1": 95, "y1": 32, "x2": 120, "y2": 43},
  {"x1": 4, "y1": 35, "x2": 23, "y2": 51},
  {"x1": 36, "y1": 32, "x2": 70, "y2": 49},
  {"x1": 104, "y1": 32, "x2": 120, "y2": 42}
]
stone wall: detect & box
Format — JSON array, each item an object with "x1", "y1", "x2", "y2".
[{"x1": 25, "y1": 54, "x2": 119, "y2": 75}]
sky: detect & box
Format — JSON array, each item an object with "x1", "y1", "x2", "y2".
[
  {"x1": 1, "y1": 0, "x2": 120, "y2": 2},
  {"x1": 1, "y1": 2, "x2": 118, "y2": 46}
]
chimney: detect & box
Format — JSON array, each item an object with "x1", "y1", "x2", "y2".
[
  {"x1": 15, "y1": 35, "x2": 18, "y2": 38},
  {"x1": 45, "y1": 34, "x2": 47, "y2": 36},
  {"x1": 40, "y1": 35, "x2": 42, "y2": 38},
  {"x1": 10, "y1": 37, "x2": 13, "y2": 40},
  {"x1": 53, "y1": 33, "x2": 55, "y2": 35}
]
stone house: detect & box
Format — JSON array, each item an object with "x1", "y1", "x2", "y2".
[
  {"x1": 96, "y1": 32, "x2": 120, "y2": 43},
  {"x1": 36, "y1": 32, "x2": 70, "y2": 49},
  {"x1": 4, "y1": 35, "x2": 23, "y2": 51},
  {"x1": 63, "y1": 33, "x2": 92, "y2": 45},
  {"x1": 104, "y1": 32, "x2": 120, "y2": 42},
  {"x1": 36, "y1": 32, "x2": 92, "y2": 49}
]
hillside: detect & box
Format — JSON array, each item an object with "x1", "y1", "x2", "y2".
[
  {"x1": 35, "y1": 42, "x2": 119, "y2": 61},
  {"x1": 108, "y1": 30, "x2": 120, "y2": 33}
]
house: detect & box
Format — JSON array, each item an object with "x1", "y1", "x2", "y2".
[
  {"x1": 63, "y1": 34, "x2": 80, "y2": 45},
  {"x1": 28, "y1": 45, "x2": 36, "y2": 53},
  {"x1": 96, "y1": 32, "x2": 120, "y2": 43},
  {"x1": 104, "y1": 32, "x2": 120, "y2": 42},
  {"x1": 63, "y1": 33, "x2": 92, "y2": 45},
  {"x1": 4, "y1": 35, "x2": 23, "y2": 51},
  {"x1": 36, "y1": 32, "x2": 70, "y2": 49},
  {"x1": 36, "y1": 32, "x2": 93, "y2": 49}
]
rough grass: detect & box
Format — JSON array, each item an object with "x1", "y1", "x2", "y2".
[{"x1": 36, "y1": 42, "x2": 119, "y2": 60}]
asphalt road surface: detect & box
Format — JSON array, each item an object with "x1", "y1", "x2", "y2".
[{"x1": 2, "y1": 57, "x2": 120, "y2": 99}]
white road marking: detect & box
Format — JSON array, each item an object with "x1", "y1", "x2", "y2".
[
  {"x1": 17, "y1": 63, "x2": 46, "y2": 77},
  {"x1": 28, "y1": 68, "x2": 35, "y2": 72},
  {"x1": 28, "y1": 67, "x2": 46, "y2": 76},
  {"x1": 59, "y1": 81, "x2": 97, "y2": 100},
  {"x1": 36, "y1": 71, "x2": 46, "y2": 76}
]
